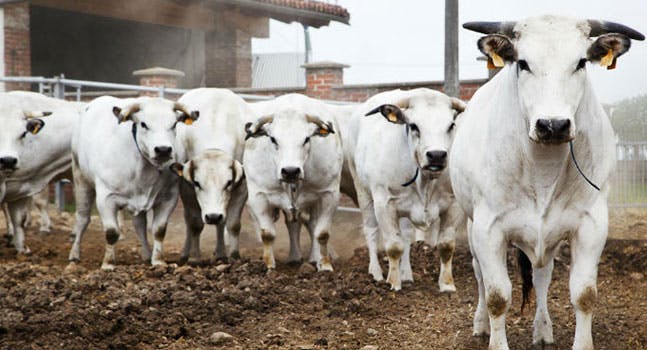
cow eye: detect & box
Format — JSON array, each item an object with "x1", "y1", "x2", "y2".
[
  {"x1": 303, "y1": 136, "x2": 310, "y2": 145},
  {"x1": 409, "y1": 123, "x2": 419, "y2": 133},
  {"x1": 576, "y1": 58, "x2": 587, "y2": 71},
  {"x1": 193, "y1": 181, "x2": 202, "y2": 190},
  {"x1": 225, "y1": 179, "x2": 233, "y2": 189},
  {"x1": 447, "y1": 122, "x2": 456, "y2": 133},
  {"x1": 269, "y1": 136, "x2": 277, "y2": 145},
  {"x1": 518, "y1": 60, "x2": 531, "y2": 72},
  {"x1": 140, "y1": 122, "x2": 149, "y2": 130}
]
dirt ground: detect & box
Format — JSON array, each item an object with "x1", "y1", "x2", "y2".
[{"x1": 0, "y1": 205, "x2": 645, "y2": 349}]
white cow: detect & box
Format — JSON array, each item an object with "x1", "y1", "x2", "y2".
[
  {"x1": 451, "y1": 16, "x2": 644, "y2": 350},
  {"x1": 68, "y1": 96, "x2": 198, "y2": 270},
  {"x1": 245, "y1": 94, "x2": 343, "y2": 270},
  {"x1": 173, "y1": 88, "x2": 252, "y2": 263},
  {"x1": 0, "y1": 91, "x2": 79, "y2": 253},
  {"x1": 346, "y1": 88, "x2": 466, "y2": 291}
]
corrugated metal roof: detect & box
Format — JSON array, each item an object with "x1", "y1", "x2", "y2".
[{"x1": 252, "y1": 52, "x2": 305, "y2": 88}]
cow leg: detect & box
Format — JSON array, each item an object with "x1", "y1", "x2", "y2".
[
  {"x1": 33, "y1": 190, "x2": 51, "y2": 233},
  {"x1": 357, "y1": 191, "x2": 382, "y2": 281},
  {"x1": 437, "y1": 205, "x2": 461, "y2": 293},
  {"x1": 399, "y1": 218, "x2": 414, "y2": 282},
  {"x1": 225, "y1": 184, "x2": 246, "y2": 259},
  {"x1": 374, "y1": 194, "x2": 404, "y2": 291},
  {"x1": 149, "y1": 186, "x2": 179, "y2": 267},
  {"x1": 3, "y1": 203, "x2": 14, "y2": 244},
  {"x1": 247, "y1": 194, "x2": 276, "y2": 269},
  {"x1": 285, "y1": 215, "x2": 303, "y2": 264},
  {"x1": 179, "y1": 182, "x2": 203, "y2": 264},
  {"x1": 68, "y1": 173, "x2": 95, "y2": 262},
  {"x1": 95, "y1": 195, "x2": 121, "y2": 271},
  {"x1": 570, "y1": 197, "x2": 607, "y2": 350},
  {"x1": 7, "y1": 198, "x2": 31, "y2": 254},
  {"x1": 471, "y1": 215, "x2": 511, "y2": 350},
  {"x1": 532, "y1": 258, "x2": 555, "y2": 346},
  {"x1": 312, "y1": 191, "x2": 338, "y2": 272},
  {"x1": 132, "y1": 211, "x2": 151, "y2": 262},
  {"x1": 214, "y1": 221, "x2": 227, "y2": 260},
  {"x1": 467, "y1": 219, "x2": 489, "y2": 337}
]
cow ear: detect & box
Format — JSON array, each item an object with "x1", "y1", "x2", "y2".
[
  {"x1": 364, "y1": 104, "x2": 407, "y2": 124},
  {"x1": 231, "y1": 160, "x2": 245, "y2": 188},
  {"x1": 26, "y1": 119, "x2": 45, "y2": 135},
  {"x1": 587, "y1": 33, "x2": 631, "y2": 70},
  {"x1": 477, "y1": 34, "x2": 515, "y2": 69},
  {"x1": 169, "y1": 162, "x2": 185, "y2": 178},
  {"x1": 113, "y1": 104, "x2": 140, "y2": 123},
  {"x1": 174, "y1": 103, "x2": 199, "y2": 125}
]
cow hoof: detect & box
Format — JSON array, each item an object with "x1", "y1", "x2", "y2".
[
  {"x1": 439, "y1": 283, "x2": 457, "y2": 293},
  {"x1": 317, "y1": 263, "x2": 333, "y2": 272},
  {"x1": 531, "y1": 341, "x2": 557, "y2": 349},
  {"x1": 151, "y1": 260, "x2": 167, "y2": 267},
  {"x1": 188, "y1": 258, "x2": 203, "y2": 266},
  {"x1": 473, "y1": 331, "x2": 489, "y2": 338},
  {"x1": 230, "y1": 251, "x2": 241, "y2": 260},
  {"x1": 101, "y1": 263, "x2": 116, "y2": 271},
  {"x1": 286, "y1": 259, "x2": 303, "y2": 267},
  {"x1": 389, "y1": 283, "x2": 402, "y2": 292},
  {"x1": 17, "y1": 247, "x2": 32, "y2": 256},
  {"x1": 401, "y1": 270, "x2": 414, "y2": 283}
]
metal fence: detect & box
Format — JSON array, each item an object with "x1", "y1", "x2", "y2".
[{"x1": 610, "y1": 141, "x2": 647, "y2": 207}]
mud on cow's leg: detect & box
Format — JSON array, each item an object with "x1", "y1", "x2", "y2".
[
  {"x1": 437, "y1": 240, "x2": 456, "y2": 293},
  {"x1": 569, "y1": 197, "x2": 607, "y2": 350},
  {"x1": 260, "y1": 229, "x2": 276, "y2": 269},
  {"x1": 151, "y1": 225, "x2": 168, "y2": 266}
]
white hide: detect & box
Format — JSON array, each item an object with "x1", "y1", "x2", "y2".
[
  {"x1": 69, "y1": 96, "x2": 195, "y2": 270},
  {"x1": 175, "y1": 88, "x2": 254, "y2": 263},
  {"x1": 346, "y1": 88, "x2": 466, "y2": 291},
  {"x1": 245, "y1": 94, "x2": 343, "y2": 271},
  {"x1": 450, "y1": 15, "x2": 633, "y2": 350}
]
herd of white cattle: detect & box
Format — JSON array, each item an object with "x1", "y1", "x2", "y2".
[{"x1": 0, "y1": 16, "x2": 643, "y2": 350}]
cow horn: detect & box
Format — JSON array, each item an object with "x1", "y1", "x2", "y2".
[
  {"x1": 394, "y1": 98, "x2": 410, "y2": 110},
  {"x1": 306, "y1": 115, "x2": 335, "y2": 135},
  {"x1": 245, "y1": 115, "x2": 274, "y2": 140},
  {"x1": 463, "y1": 21, "x2": 516, "y2": 37},
  {"x1": 24, "y1": 111, "x2": 52, "y2": 119},
  {"x1": 173, "y1": 102, "x2": 191, "y2": 116},
  {"x1": 587, "y1": 20, "x2": 645, "y2": 41}
]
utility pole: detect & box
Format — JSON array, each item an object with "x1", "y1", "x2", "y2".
[
  {"x1": 444, "y1": 0, "x2": 459, "y2": 97},
  {"x1": 303, "y1": 24, "x2": 312, "y2": 64}
]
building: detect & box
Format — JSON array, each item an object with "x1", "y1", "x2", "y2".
[{"x1": 0, "y1": 0, "x2": 349, "y2": 89}]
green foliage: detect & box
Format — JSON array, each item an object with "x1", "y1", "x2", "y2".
[{"x1": 611, "y1": 94, "x2": 647, "y2": 142}]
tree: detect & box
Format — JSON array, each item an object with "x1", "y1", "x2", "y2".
[{"x1": 610, "y1": 94, "x2": 647, "y2": 142}]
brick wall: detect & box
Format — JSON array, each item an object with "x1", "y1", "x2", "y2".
[
  {"x1": 3, "y1": 3, "x2": 31, "y2": 90},
  {"x1": 234, "y1": 61, "x2": 487, "y2": 103}
]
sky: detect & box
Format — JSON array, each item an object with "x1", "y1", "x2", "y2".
[{"x1": 252, "y1": 0, "x2": 647, "y2": 104}]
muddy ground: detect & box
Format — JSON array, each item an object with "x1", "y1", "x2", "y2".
[{"x1": 0, "y1": 206, "x2": 645, "y2": 349}]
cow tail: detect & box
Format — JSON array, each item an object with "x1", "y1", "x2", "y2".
[{"x1": 518, "y1": 248, "x2": 533, "y2": 313}]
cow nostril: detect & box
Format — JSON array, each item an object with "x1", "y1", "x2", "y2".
[
  {"x1": 426, "y1": 150, "x2": 447, "y2": 161},
  {"x1": 154, "y1": 146, "x2": 172, "y2": 156},
  {"x1": 553, "y1": 119, "x2": 571, "y2": 134},
  {"x1": 204, "y1": 213, "x2": 224, "y2": 225},
  {"x1": 0, "y1": 157, "x2": 18, "y2": 168},
  {"x1": 281, "y1": 167, "x2": 301, "y2": 178},
  {"x1": 536, "y1": 119, "x2": 552, "y2": 133}
]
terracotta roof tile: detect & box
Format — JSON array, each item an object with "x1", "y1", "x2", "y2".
[{"x1": 253, "y1": 0, "x2": 349, "y2": 20}]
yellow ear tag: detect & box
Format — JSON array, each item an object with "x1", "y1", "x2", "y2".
[
  {"x1": 490, "y1": 52, "x2": 505, "y2": 68},
  {"x1": 387, "y1": 112, "x2": 399, "y2": 122},
  {"x1": 487, "y1": 57, "x2": 496, "y2": 70},
  {"x1": 319, "y1": 128, "x2": 328, "y2": 135},
  {"x1": 184, "y1": 118, "x2": 193, "y2": 125},
  {"x1": 607, "y1": 57, "x2": 617, "y2": 70},
  {"x1": 31, "y1": 124, "x2": 41, "y2": 134},
  {"x1": 600, "y1": 49, "x2": 614, "y2": 68}
]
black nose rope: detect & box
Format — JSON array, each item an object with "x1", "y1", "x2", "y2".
[
  {"x1": 401, "y1": 167, "x2": 419, "y2": 187},
  {"x1": 569, "y1": 140, "x2": 600, "y2": 191}
]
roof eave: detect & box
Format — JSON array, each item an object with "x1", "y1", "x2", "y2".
[{"x1": 213, "y1": 0, "x2": 349, "y2": 28}]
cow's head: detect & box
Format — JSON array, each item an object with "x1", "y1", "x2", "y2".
[
  {"x1": 464, "y1": 16, "x2": 644, "y2": 144},
  {"x1": 170, "y1": 149, "x2": 244, "y2": 225},
  {"x1": 0, "y1": 108, "x2": 51, "y2": 175},
  {"x1": 113, "y1": 99, "x2": 198, "y2": 167},
  {"x1": 365, "y1": 90, "x2": 466, "y2": 178},
  {"x1": 245, "y1": 109, "x2": 334, "y2": 183}
]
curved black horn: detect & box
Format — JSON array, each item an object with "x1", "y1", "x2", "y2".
[
  {"x1": 463, "y1": 21, "x2": 516, "y2": 37},
  {"x1": 588, "y1": 20, "x2": 645, "y2": 41}
]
